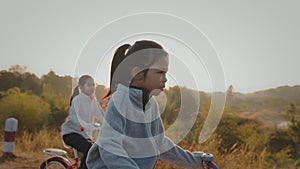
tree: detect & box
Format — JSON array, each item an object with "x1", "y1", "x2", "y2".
[
  {"x1": 0, "y1": 71, "x2": 42, "y2": 95},
  {"x1": 0, "y1": 87, "x2": 51, "y2": 131},
  {"x1": 161, "y1": 86, "x2": 181, "y2": 125},
  {"x1": 21, "y1": 72, "x2": 42, "y2": 95},
  {"x1": 41, "y1": 70, "x2": 72, "y2": 99},
  {"x1": 40, "y1": 83, "x2": 69, "y2": 127},
  {"x1": 285, "y1": 103, "x2": 300, "y2": 157},
  {"x1": 215, "y1": 114, "x2": 243, "y2": 153},
  {"x1": 226, "y1": 85, "x2": 234, "y2": 110},
  {"x1": 0, "y1": 71, "x2": 23, "y2": 93},
  {"x1": 7, "y1": 64, "x2": 31, "y2": 74}
]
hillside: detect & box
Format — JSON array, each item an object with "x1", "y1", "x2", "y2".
[
  {"x1": 232, "y1": 85, "x2": 300, "y2": 102},
  {"x1": 228, "y1": 85, "x2": 300, "y2": 127}
]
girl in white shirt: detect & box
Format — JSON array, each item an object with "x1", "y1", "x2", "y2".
[{"x1": 62, "y1": 75, "x2": 104, "y2": 169}]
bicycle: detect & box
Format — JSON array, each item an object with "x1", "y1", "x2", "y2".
[
  {"x1": 39, "y1": 146, "x2": 218, "y2": 169},
  {"x1": 39, "y1": 142, "x2": 79, "y2": 169},
  {"x1": 39, "y1": 121, "x2": 218, "y2": 169},
  {"x1": 39, "y1": 124, "x2": 101, "y2": 169}
]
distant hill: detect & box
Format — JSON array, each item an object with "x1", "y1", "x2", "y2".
[
  {"x1": 171, "y1": 85, "x2": 300, "y2": 127},
  {"x1": 228, "y1": 85, "x2": 300, "y2": 127},
  {"x1": 248, "y1": 85, "x2": 300, "y2": 103}
]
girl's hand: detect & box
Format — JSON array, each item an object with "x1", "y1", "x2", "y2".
[{"x1": 200, "y1": 152, "x2": 214, "y2": 161}]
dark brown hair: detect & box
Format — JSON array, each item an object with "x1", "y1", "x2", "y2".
[
  {"x1": 70, "y1": 75, "x2": 93, "y2": 106},
  {"x1": 104, "y1": 40, "x2": 168, "y2": 98}
]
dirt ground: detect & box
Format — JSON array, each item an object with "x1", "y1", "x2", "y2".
[{"x1": 0, "y1": 153, "x2": 45, "y2": 169}]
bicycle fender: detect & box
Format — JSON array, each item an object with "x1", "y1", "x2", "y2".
[{"x1": 47, "y1": 156, "x2": 72, "y2": 166}]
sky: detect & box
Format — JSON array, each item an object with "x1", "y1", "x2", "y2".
[{"x1": 1, "y1": 0, "x2": 300, "y2": 93}]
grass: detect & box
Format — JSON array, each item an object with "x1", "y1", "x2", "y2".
[
  {"x1": 0, "y1": 127, "x2": 64, "y2": 168},
  {"x1": 14, "y1": 127, "x2": 63, "y2": 153},
  {"x1": 0, "y1": 127, "x2": 299, "y2": 169}
]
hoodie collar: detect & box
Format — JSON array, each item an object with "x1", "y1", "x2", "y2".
[{"x1": 116, "y1": 84, "x2": 150, "y2": 110}]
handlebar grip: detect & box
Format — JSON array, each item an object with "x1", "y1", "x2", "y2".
[
  {"x1": 201, "y1": 153, "x2": 214, "y2": 161},
  {"x1": 207, "y1": 161, "x2": 218, "y2": 169}
]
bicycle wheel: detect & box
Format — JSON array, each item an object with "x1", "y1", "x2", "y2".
[{"x1": 39, "y1": 156, "x2": 70, "y2": 169}]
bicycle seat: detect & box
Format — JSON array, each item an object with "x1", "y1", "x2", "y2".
[{"x1": 43, "y1": 148, "x2": 67, "y2": 156}]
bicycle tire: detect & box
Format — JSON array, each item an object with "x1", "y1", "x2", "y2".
[{"x1": 39, "y1": 156, "x2": 70, "y2": 169}]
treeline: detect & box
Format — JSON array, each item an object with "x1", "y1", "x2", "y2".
[
  {"x1": 0, "y1": 68, "x2": 300, "y2": 168},
  {"x1": 0, "y1": 70, "x2": 106, "y2": 131}
]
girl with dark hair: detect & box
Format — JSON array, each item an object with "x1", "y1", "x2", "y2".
[
  {"x1": 87, "y1": 40, "x2": 213, "y2": 169},
  {"x1": 62, "y1": 75, "x2": 104, "y2": 169}
]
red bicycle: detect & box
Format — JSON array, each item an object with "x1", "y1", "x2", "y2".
[
  {"x1": 39, "y1": 143, "x2": 79, "y2": 169},
  {"x1": 39, "y1": 148, "x2": 218, "y2": 169}
]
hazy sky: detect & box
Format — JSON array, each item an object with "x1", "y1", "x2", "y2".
[{"x1": 1, "y1": 0, "x2": 299, "y2": 93}]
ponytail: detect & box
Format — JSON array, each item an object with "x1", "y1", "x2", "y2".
[
  {"x1": 103, "y1": 40, "x2": 168, "y2": 99},
  {"x1": 70, "y1": 85, "x2": 80, "y2": 106},
  {"x1": 104, "y1": 44, "x2": 131, "y2": 98},
  {"x1": 69, "y1": 75, "x2": 93, "y2": 105}
]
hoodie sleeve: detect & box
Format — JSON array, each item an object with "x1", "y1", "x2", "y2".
[
  {"x1": 72, "y1": 98, "x2": 98, "y2": 134},
  {"x1": 96, "y1": 105, "x2": 140, "y2": 168},
  {"x1": 153, "y1": 117, "x2": 204, "y2": 169},
  {"x1": 92, "y1": 99, "x2": 104, "y2": 124}
]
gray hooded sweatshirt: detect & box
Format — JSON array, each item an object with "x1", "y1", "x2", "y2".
[{"x1": 87, "y1": 84, "x2": 204, "y2": 169}]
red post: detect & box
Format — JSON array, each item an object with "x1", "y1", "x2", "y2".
[{"x1": 1, "y1": 118, "x2": 18, "y2": 161}]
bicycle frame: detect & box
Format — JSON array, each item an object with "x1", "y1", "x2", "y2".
[{"x1": 40, "y1": 126, "x2": 101, "y2": 169}]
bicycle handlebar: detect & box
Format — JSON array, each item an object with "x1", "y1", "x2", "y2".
[
  {"x1": 205, "y1": 161, "x2": 218, "y2": 169},
  {"x1": 199, "y1": 152, "x2": 214, "y2": 161},
  {"x1": 198, "y1": 152, "x2": 219, "y2": 169}
]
